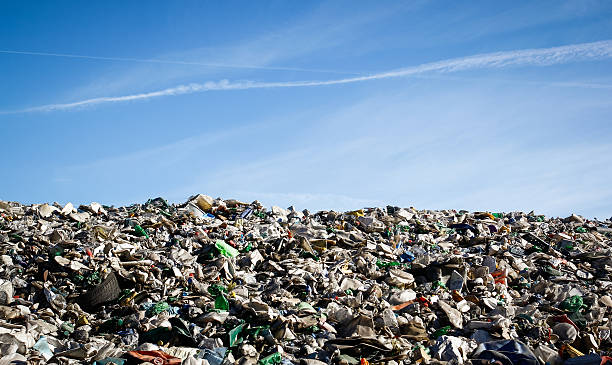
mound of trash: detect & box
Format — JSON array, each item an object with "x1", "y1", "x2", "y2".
[{"x1": 0, "y1": 195, "x2": 611, "y2": 365}]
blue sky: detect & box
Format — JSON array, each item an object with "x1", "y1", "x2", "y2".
[{"x1": 1, "y1": 1, "x2": 612, "y2": 218}]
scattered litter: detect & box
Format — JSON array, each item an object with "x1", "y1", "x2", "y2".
[{"x1": 0, "y1": 197, "x2": 610, "y2": 364}]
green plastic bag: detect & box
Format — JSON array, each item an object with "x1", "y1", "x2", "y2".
[
  {"x1": 432, "y1": 325, "x2": 451, "y2": 338},
  {"x1": 215, "y1": 240, "x2": 239, "y2": 258},
  {"x1": 297, "y1": 302, "x2": 316, "y2": 313},
  {"x1": 568, "y1": 310, "x2": 587, "y2": 328},
  {"x1": 247, "y1": 325, "x2": 269, "y2": 338},
  {"x1": 376, "y1": 260, "x2": 400, "y2": 269},
  {"x1": 560, "y1": 295, "x2": 584, "y2": 312},
  {"x1": 147, "y1": 301, "x2": 170, "y2": 316},
  {"x1": 229, "y1": 323, "x2": 245, "y2": 347},
  {"x1": 215, "y1": 295, "x2": 229, "y2": 311},
  {"x1": 433, "y1": 280, "x2": 447, "y2": 289},
  {"x1": 259, "y1": 352, "x2": 282, "y2": 365},
  {"x1": 208, "y1": 284, "x2": 228, "y2": 297}
]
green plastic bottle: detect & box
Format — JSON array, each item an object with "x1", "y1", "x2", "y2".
[{"x1": 134, "y1": 224, "x2": 149, "y2": 238}]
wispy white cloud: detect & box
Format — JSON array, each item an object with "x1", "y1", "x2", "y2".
[
  {"x1": 61, "y1": 121, "x2": 258, "y2": 171},
  {"x1": 433, "y1": 144, "x2": 612, "y2": 218},
  {"x1": 407, "y1": 73, "x2": 612, "y2": 90},
  {"x1": 55, "y1": 3, "x2": 402, "y2": 99},
  {"x1": 4, "y1": 39, "x2": 612, "y2": 114}
]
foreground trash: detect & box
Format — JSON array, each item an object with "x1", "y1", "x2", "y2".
[{"x1": 0, "y1": 195, "x2": 611, "y2": 364}]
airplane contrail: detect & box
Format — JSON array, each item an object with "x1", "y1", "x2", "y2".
[
  {"x1": 0, "y1": 49, "x2": 361, "y2": 75},
  {"x1": 4, "y1": 40, "x2": 612, "y2": 114}
]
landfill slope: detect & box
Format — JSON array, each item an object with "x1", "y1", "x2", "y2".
[{"x1": 0, "y1": 195, "x2": 611, "y2": 365}]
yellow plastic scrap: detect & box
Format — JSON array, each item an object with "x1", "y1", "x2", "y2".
[
  {"x1": 563, "y1": 344, "x2": 584, "y2": 358},
  {"x1": 340, "y1": 263, "x2": 352, "y2": 274},
  {"x1": 121, "y1": 291, "x2": 139, "y2": 306},
  {"x1": 347, "y1": 210, "x2": 364, "y2": 217},
  {"x1": 77, "y1": 315, "x2": 89, "y2": 326}
]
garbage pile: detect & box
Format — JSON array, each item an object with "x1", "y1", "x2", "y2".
[{"x1": 0, "y1": 195, "x2": 611, "y2": 365}]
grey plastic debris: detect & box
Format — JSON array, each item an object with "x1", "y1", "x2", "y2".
[
  {"x1": 0, "y1": 281, "x2": 13, "y2": 305},
  {"x1": 553, "y1": 323, "x2": 578, "y2": 343},
  {"x1": 433, "y1": 335, "x2": 475, "y2": 364},
  {"x1": 439, "y1": 300, "x2": 464, "y2": 329}
]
